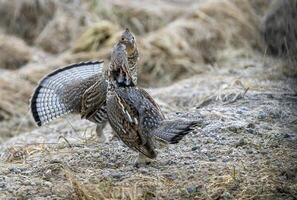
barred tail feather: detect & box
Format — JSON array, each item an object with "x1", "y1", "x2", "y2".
[
  {"x1": 30, "y1": 86, "x2": 69, "y2": 126},
  {"x1": 150, "y1": 120, "x2": 197, "y2": 144},
  {"x1": 30, "y1": 61, "x2": 104, "y2": 126}
]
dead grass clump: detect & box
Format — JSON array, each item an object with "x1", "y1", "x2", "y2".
[
  {"x1": 35, "y1": 8, "x2": 84, "y2": 54},
  {"x1": 0, "y1": 71, "x2": 35, "y2": 139},
  {"x1": 249, "y1": 0, "x2": 272, "y2": 16},
  {"x1": 65, "y1": 173, "x2": 170, "y2": 200},
  {"x1": 261, "y1": 0, "x2": 297, "y2": 78},
  {"x1": 2, "y1": 143, "x2": 48, "y2": 163},
  {"x1": 0, "y1": 0, "x2": 56, "y2": 44},
  {"x1": 94, "y1": 174, "x2": 170, "y2": 199},
  {"x1": 65, "y1": 171, "x2": 96, "y2": 200},
  {"x1": 0, "y1": 35, "x2": 32, "y2": 70},
  {"x1": 112, "y1": 175, "x2": 169, "y2": 199},
  {"x1": 0, "y1": 0, "x2": 88, "y2": 53},
  {"x1": 72, "y1": 21, "x2": 119, "y2": 53},
  {"x1": 0, "y1": 74, "x2": 33, "y2": 121},
  {"x1": 282, "y1": 60, "x2": 297, "y2": 78},
  {"x1": 139, "y1": 0, "x2": 264, "y2": 85},
  {"x1": 261, "y1": 0, "x2": 297, "y2": 58},
  {"x1": 88, "y1": 0, "x2": 185, "y2": 35}
]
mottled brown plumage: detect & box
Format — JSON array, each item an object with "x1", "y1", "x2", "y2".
[
  {"x1": 30, "y1": 29, "x2": 139, "y2": 141},
  {"x1": 106, "y1": 43, "x2": 197, "y2": 164}
]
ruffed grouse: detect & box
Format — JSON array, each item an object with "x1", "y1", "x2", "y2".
[
  {"x1": 106, "y1": 43, "x2": 197, "y2": 165},
  {"x1": 30, "y1": 29, "x2": 139, "y2": 141}
]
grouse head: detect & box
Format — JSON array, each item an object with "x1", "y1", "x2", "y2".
[
  {"x1": 109, "y1": 43, "x2": 135, "y2": 87},
  {"x1": 119, "y1": 28, "x2": 137, "y2": 57}
]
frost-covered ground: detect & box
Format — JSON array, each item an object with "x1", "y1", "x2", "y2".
[
  {"x1": 0, "y1": 0, "x2": 297, "y2": 199},
  {"x1": 1, "y1": 51, "x2": 296, "y2": 199}
]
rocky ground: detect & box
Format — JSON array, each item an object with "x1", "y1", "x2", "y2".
[{"x1": 0, "y1": 0, "x2": 297, "y2": 199}]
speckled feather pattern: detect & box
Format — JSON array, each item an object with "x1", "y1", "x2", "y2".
[
  {"x1": 106, "y1": 85, "x2": 197, "y2": 158},
  {"x1": 107, "y1": 87, "x2": 159, "y2": 158},
  {"x1": 30, "y1": 61, "x2": 104, "y2": 126},
  {"x1": 106, "y1": 43, "x2": 197, "y2": 159},
  {"x1": 30, "y1": 29, "x2": 139, "y2": 128}
]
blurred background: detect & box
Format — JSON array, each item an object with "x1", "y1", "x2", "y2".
[
  {"x1": 0, "y1": 0, "x2": 297, "y2": 199},
  {"x1": 1, "y1": 0, "x2": 296, "y2": 145},
  {"x1": 0, "y1": 0, "x2": 277, "y2": 141}
]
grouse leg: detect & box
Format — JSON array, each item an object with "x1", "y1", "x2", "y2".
[
  {"x1": 134, "y1": 153, "x2": 153, "y2": 167},
  {"x1": 96, "y1": 121, "x2": 107, "y2": 142}
]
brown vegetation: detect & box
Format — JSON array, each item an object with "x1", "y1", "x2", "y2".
[
  {"x1": 261, "y1": 0, "x2": 297, "y2": 77},
  {"x1": 0, "y1": 0, "x2": 296, "y2": 199},
  {"x1": 0, "y1": 35, "x2": 32, "y2": 70}
]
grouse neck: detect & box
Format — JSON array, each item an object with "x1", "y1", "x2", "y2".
[{"x1": 128, "y1": 48, "x2": 139, "y2": 84}]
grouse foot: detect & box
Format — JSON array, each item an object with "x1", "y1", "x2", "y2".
[{"x1": 133, "y1": 153, "x2": 153, "y2": 168}]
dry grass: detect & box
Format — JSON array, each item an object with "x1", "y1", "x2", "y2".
[
  {"x1": 0, "y1": 74, "x2": 32, "y2": 120},
  {"x1": 86, "y1": 0, "x2": 185, "y2": 35},
  {"x1": 0, "y1": 0, "x2": 56, "y2": 44},
  {"x1": 35, "y1": 8, "x2": 84, "y2": 54},
  {"x1": 1, "y1": 143, "x2": 48, "y2": 163},
  {"x1": 0, "y1": 35, "x2": 32, "y2": 70},
  {"x1": 0, "y1": 0, "x2": 89, "y2": 53},
  {"x1": 138, "y1": 0, "x2": 265, "y2": 85},
  {"x1": 62, "y1": 168, "x2": 171, "y2": 200},
  {"x1": 65, "y1": 170, "x2": 97, "y2": 200},
  {"x1": 0, "y1": 1, "x2": 296, "y2": 199},
  {"x1": 77, "y1": 0, "x2": 269, "y2": 86},
  {"x1": 72, "y1": 21, "x2": 119, "y2": 53},
  {"x1": 261, "y1": 0, "x2": 297, "y2": 78}
]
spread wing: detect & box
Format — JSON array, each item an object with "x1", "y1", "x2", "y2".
[
  {"x1": 30, "y1": 60, "x2": 104, "y2": 126},
  {"x1": 81, "y1": 78, "x2": 108, "y2": 119}
]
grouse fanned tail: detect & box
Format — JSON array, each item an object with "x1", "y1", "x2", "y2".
[
  {"x1": 30, "y1": 61, "x2": 104, "y2": 126},
  {"x1": 149, "y1": 120, "x2": 197, "y2": 144}
]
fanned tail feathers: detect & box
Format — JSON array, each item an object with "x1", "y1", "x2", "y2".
[
  {"x1": 30, "y1": 61, "x2": 104, "y2": 126},
  {"x1": 150, "y1": 120, "x2": 197, "y2": 144}
]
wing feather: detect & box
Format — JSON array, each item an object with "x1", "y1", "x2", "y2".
[{"x1": 81, "y1": 79, "x2": 108, "y2": 119}]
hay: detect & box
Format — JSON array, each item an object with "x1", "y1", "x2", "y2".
[
  {"x1": 0, "y1": 71, "x2": 35, "y2": 141},
  {"x1": 0, "y1": 0, "x2": 89, "y2": 53},
  {"x1": 65, "y1": 171, "x2": 96, "y2": 200},
  {"x1": 0, "y1": 73, "x2": 33, "y2": 120},
  {"x1": 0, "y1": 0, "x2": 56, "y2": 44},
  {"x1": 139, "y1": 0, "x2": 264, "y2": 86},
  {"x1": 72, "y1": 21, "x2": 119, "y2": 53},
  {"x1": 87, "y1": 0, "x2": 185, "y2": 35},
  {"x1": 261, "y1": 0, "x2": 297, "y2": 77},
  {"x1": 0, "y1": 35, "x2": 32, "y2": 70},
  {"x1": 35, "y1": 8, "x2": 85, "y2": 54}
]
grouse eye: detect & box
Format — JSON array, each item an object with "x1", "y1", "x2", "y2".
[{"x1": 121, "y1": 37, "x2": 125, "y2": 41}]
